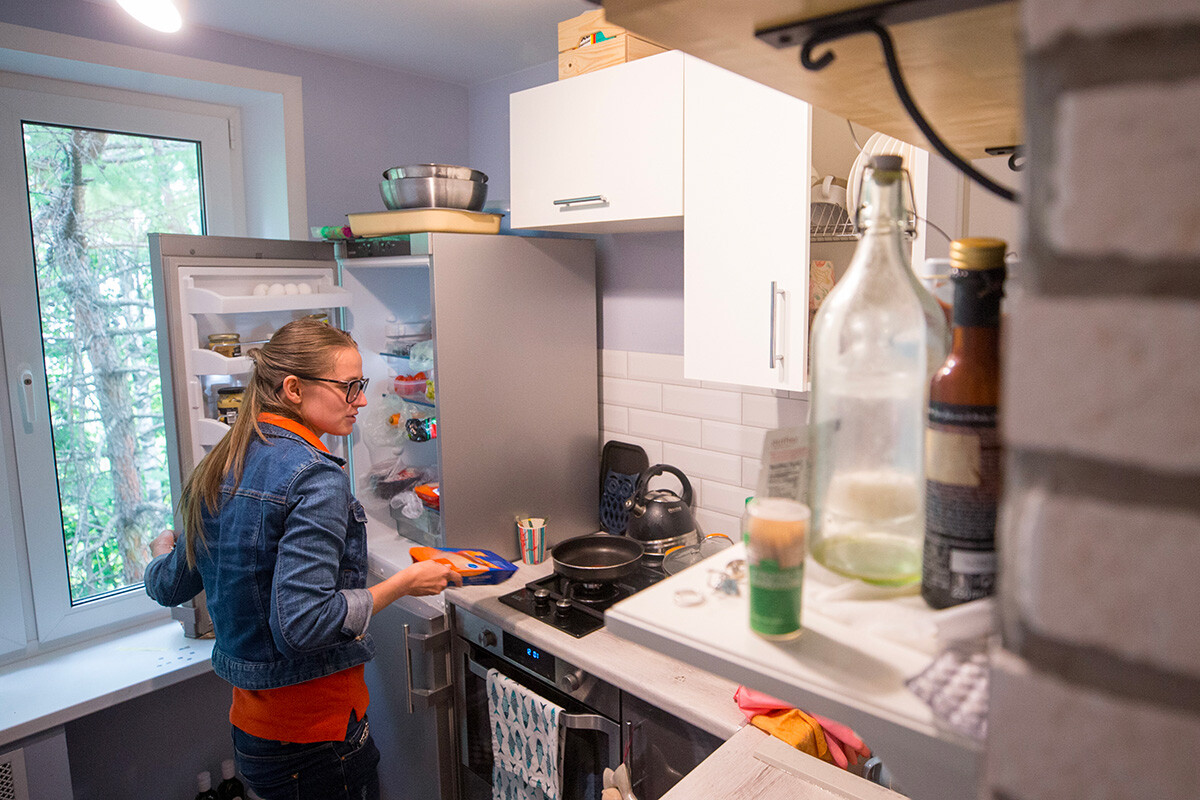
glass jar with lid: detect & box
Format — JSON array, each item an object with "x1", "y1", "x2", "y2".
[{"x1": 207, "y1": 332, "x2": 241, "y2": 358}]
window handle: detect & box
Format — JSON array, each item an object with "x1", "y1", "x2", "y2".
[{"x1": 17, "y1": 367, "x2": 35, "y2": 433}]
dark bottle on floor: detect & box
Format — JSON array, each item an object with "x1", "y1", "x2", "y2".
[
  {"x1": 921, "y1": 237, "x2": 1007, "y2": 609},
  {"x1": 194, "y1": 771, "x2": 218, "y2": 800},
  {"x1": 216, "y1": 759, "x2": 246, "y2": 800}
]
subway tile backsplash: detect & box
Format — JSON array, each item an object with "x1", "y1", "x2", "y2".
[{"x1": 599, "y1": 350, "x2": 809, "y2": 538}]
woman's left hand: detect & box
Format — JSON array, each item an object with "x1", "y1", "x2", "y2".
[{"x1": 403, "y1": 560, "x2": 462, "y2": 596}]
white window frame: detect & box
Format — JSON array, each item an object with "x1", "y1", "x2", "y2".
[
  {"x1": 0, "y1": 74, "x2": 244, "y2": 648},
  {"x1": 0, "y1": 23, "x2": 304, "y2": 661}
]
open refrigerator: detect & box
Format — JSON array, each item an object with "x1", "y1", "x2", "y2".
[{"x1": 149, "y1": 231, "x2": 599, "y2": 606}]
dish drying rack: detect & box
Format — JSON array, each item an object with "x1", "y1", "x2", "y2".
[{"x1": 810, "y1": 201, "x2": 857, "y2": 242}]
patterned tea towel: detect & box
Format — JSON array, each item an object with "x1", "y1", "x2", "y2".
[{"x1": 487, "y1": 668, "x2": 564, "y2": 800}]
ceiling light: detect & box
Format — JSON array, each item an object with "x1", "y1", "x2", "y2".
[{"x1": 116, "y1": 0, "x2": 183, "y2": 33}]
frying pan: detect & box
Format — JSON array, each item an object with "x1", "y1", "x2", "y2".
[{"x1": 552, "y1": 533, "x2": 644, "y2": 583}]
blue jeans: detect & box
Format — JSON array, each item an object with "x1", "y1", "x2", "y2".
[{"x1": 232, "y1": 713, "x2": 380, "y2": 800}]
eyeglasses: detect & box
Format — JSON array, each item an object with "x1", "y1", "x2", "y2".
[{"x1": 298, "y1": 376, "x2": 370, "y2": 403}]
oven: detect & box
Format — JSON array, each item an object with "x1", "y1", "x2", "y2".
[{"x1": 451, "y1": 605, "x2": 722, "y2": 800}]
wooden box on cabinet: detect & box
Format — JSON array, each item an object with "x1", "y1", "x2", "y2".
[
  {"x1": 557, "y1": 8, "x2": 667, "y2": 80},
  {"x1": 559, "y1": 34, "x2": 667, "y2": 79}
]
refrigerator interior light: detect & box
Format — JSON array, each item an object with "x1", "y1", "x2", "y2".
[{"x1": 116, "y1": 0, "x2": 183, "y2": 32}]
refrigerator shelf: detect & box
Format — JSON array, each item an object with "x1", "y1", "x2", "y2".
[
  {"x1": 196, "y1": 417, "x2": 230, "y2": 447},
  {"x1": 185, "y1": 285, "x2": 351, "y2": 315},
  {"x1": 191, "y1": 347, "x2": 252, "y2": 376}
]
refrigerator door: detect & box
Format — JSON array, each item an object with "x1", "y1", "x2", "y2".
[
  {"x1": 342, "y1": 233, "x2": 599, "y2": 559},
  {"x1": 148, "y1": 233, "x2": 343, "y2": 489},
  {"x1": 149, "y1": 234, "x2": 344, "y2": 638}
]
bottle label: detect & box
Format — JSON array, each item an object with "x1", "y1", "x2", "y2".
[
  {"x1": 749, "y1": 559, "x2": 803, "y2": 636},
  {"x1": 921, "y1": 531, "x2": 996, "y2": 603},
  {"x1": 925, "y1": 403, "x2": 1000, "y2": 538},
  {"x1": 923, "y1": 401, "x2": 1000, "y2": 607}
]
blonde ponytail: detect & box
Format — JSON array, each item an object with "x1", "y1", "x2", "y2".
[{"x1": 179, "y1": 318, "x2": 357, "y2": 567}]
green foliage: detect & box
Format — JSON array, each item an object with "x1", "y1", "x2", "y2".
[{"x1": 23, "y1": 122, "x2": 203, "y2": 601}]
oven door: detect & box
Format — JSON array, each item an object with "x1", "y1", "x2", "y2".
[{"x1": 455, "y1": 641, "x2": 621, "y2": 800}]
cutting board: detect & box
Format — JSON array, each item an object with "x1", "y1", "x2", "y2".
[{"x1": 347, "y1": 208, "x2": 502, "y2": 237}]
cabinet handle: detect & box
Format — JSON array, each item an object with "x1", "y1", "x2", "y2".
[
  {"x1": 769, "y1": 282, "x2": 785, "y2": 369},
  {"x1": 553, "y1": 195, "x2": 608, "y2": 207}
]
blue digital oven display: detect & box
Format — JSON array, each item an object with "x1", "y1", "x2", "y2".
[{"x1": 502, "y1": 632, "x2": 556, "y2": 682}]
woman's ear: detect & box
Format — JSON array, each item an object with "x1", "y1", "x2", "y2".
[{"x1": 279, "y1": 375, "x2": 304, "y2": 405}]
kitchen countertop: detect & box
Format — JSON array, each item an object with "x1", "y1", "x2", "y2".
[{"x1": 366, "y1": 532, "x2": 748, "y2": 741}]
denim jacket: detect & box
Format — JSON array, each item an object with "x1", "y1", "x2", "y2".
[{"x1": 145, "y1": 423, "x2": 375, "y2": 690}]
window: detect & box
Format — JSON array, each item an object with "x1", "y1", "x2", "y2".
[{"x1": 0, "y1": 75, "x2": 241, "y2": 650}]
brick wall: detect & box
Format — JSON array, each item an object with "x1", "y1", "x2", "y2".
[
  {"x1": 988, "y1": 4, "x2": 1200, "y2": 800},
  {"x1": 598, "y1": 349, "x2": 809, "y2": 537}
]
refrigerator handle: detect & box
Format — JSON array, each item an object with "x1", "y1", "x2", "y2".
[
  {"x1": 17, "y1": 367, "x2": 35, "y2": 433},
  {"x1": 405, "y1": 623, "x2": 453, "y2": 713}
]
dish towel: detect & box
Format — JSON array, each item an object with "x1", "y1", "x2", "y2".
[{"x1": 487, "y1": 668, "x2": 564, "y2": 800}]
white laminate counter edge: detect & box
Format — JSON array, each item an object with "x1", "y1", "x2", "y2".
[{"x1": 0, "y1": 619, "x2": 215, "y2": 749}]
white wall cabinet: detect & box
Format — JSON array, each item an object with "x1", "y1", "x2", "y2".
[{"x1": 511, "y1": 51, "x2": 813, "y2": 390}]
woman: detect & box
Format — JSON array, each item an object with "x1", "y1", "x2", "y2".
[{"x1": 145, "y1": 318, "x2": 458, "y2": 800}]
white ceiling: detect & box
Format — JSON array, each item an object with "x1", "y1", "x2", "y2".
[{"x1": 176, "y1": 0, "x2": 599, "y2": 85}]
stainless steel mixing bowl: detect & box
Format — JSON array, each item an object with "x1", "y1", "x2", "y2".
[
  {"x1": 382, "y1": 163, "x2": 488, "y2": 183},
  {"x1": 380, "y1": 175, "x2": 488, "y2": 211}
]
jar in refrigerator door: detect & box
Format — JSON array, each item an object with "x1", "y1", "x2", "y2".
[
  {"x1": 216, "y1": 386, "x2": 245, "y2": 425},
  {"x1": 207, "y1": 332, "x2": 241, "y2": 358}
]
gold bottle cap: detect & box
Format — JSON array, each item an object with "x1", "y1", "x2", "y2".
[{"x1": 950, "y1": 237, "x2": 1006, "y2": 271}]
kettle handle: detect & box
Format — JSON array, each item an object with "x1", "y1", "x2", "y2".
[{"x1": 635, "y1": 464, "x2": 693, "y2": 507}]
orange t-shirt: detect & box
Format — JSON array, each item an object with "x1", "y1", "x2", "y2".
[{"x1": 229, "y1": 412, "x2": 370, "y2": 743}]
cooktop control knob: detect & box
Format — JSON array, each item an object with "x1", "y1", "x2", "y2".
[
  {"x1": 559, "y1": 669, "x2": 585, "y2": 692},
  {"x1": 554, "y1": 598, "x2": 572, "y2": 617},
  {"x1": 478, "y1": 629, "x2": 497, "y2": 648},
  {"x1": 533, "y1": 588, "x2": 551, "y2": 610}
]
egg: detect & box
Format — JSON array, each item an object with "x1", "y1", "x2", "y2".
[
  {"x1": 297, "y1": 282, "x2": 312, "y2": 294},
  {"x1": 267, "y1": 283, "x2": 285, "y2": 296},
  {"x1": 284, "y1": 283, "x2": 299, "y2": 295},
  {"x1": 252, "y1": 283, "x2": 268, "y2": 296}
]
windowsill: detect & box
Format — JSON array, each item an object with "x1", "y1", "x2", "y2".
[{"x1": 0, "y1": 619, "x2": 214, "y2": 749}]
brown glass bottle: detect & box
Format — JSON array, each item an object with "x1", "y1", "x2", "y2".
[{"x1": 921, "y1": 237, "x2": 1006, "y2": 609}]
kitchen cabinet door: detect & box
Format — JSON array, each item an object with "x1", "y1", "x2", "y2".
[
  {"x1": 682, "y1": 58, "x2": 813, "y2": 390},
  {"x1": 509, "y1": 52, "x2": 684, "y2": 233},
  {"x1": 511, "y1": 52, "x2": 812, "y2": 389}
]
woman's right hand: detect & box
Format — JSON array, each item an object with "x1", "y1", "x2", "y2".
[
  {"x1": 402, "y1": 559, "x2": 462, "y2": 596},
  {"x1": 151, "y1": 529, "x2": 178, "y2": 558}
]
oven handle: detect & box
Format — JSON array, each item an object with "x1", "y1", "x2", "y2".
[{"x1": 467, "y1": 659, "x2": 622, "y2": 768}]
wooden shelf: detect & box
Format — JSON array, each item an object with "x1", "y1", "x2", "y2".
[{"x1": 603, "y1": 0, "x2": 1022, "y2": 160}]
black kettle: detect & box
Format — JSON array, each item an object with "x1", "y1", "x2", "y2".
[{"x1": 623, "y1": 464, "x2": 700, "y2": 556}]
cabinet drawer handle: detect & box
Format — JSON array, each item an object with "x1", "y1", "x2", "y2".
[
  {"x1": 554, "y1": 195, "x2": 608, "y2": 207},
  {"x1": 769, "y1": 281, "x2": 785, "y2": 369}
]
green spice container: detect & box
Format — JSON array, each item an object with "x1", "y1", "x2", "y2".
[{"x1": 747, "y1": 497, "x2": 810, "y2": 641}]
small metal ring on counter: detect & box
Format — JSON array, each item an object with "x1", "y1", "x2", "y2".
[{"x1": 673, "y1": 588, "x2": 705, "y2": 607}]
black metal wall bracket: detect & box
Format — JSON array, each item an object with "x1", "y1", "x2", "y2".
[{"x1": 756, "y1": 0, "x2": 1020, "y2": 203}]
